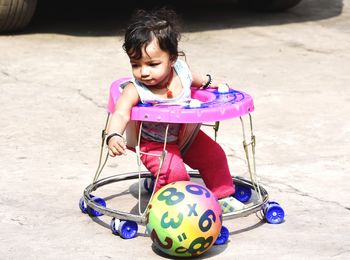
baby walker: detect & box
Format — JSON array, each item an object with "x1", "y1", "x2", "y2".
[{"x1": 79, "y1": 77, "x2": 285, "y2": 243}]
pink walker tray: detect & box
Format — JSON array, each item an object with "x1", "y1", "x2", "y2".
[{"x1": 107, "y1": 77, "x2": 255, "y2": 123}]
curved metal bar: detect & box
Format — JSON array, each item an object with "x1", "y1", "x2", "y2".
[
  {"x1": 92, "y1": 113, "x2": 110, "y2": 183},
  {"x1": 83, "y1": 171, "x2": 269, "y2": 224}
]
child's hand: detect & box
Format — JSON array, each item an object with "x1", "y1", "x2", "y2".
[
  {"x1": 209, "y1": 80, "x2": 231, "y2": 92},
  {"x1": 108, "y1": 136, "x2": 127, "y2": 156}
]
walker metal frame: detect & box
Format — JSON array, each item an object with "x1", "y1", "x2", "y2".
[{"x1": 83, "y1": 112, "x2": 269, "y2": 224}]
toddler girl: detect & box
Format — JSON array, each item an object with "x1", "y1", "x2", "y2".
[{"x1": 106, "y1": 8, "x2": 244, "y2": 213}]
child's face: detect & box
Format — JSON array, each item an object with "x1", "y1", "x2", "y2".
[{"x1": 129, "y1": 38, "x2": 175, "y2": 88}]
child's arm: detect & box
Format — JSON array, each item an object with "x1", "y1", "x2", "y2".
[
  {"x1": 106, "y1": 83, "x2": 139, "y2": 156},
  {"x1": 191, "y1": 69, "x2": 229, "y2": 89},
  {"x1": 191, "y1": 71, "x2": 210, "y2": 88}
]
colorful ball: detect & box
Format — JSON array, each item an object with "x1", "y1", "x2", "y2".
[{"x1": 146, "y1": 181, "x2": 222, "y2": 257}]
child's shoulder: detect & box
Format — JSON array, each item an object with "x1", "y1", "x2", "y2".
[
  {"x1": 176, "y1": 57, "x2": 187, "y2": 65},
  {"x1": 123, "y1": 81, "x2": 135, "y2": 89},
  {"x1": 174, "y1": 58, "x2": 191, "y2": 71},
  {"x1": 120, "y1": 81, "x2": 139, "y2": 96},
  {"x1": 120, "y1": 80, "x2": 136, "y2": 91}
]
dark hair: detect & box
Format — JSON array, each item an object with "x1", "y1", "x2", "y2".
[{"x1": 123, "y1": 8, "x2": 183, "y2": 60}]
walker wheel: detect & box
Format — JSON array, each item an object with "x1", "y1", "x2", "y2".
[
  {"x1": 233, "y1": 184, "x2": 252, "y2": 203},
  {"x1": 86, "y1": 195, "x2": 106, "y2": 217},
  {"x1": 263, "y1": 201, "x2": 285, "y2": 224},
  {"x1": 143, "y1": 177, "x2": 155, "y2": 195},
  {"x1": 79, "y1": 197, "x2": 88, "y2": 214},
  {"x1": 110, "y1": 218, "x2": 121, "y2": 235},
  {"x1": 214, "y1": 225, "x2": 229, "y2": 245},
  {"x1": 267, "y1": 201, "x2": 280, "y2": 206},
  {"x1": 118, "y1": 220, "x2": 138, "y2": 239}
]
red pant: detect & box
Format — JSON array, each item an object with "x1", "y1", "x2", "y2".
[{"x1": 140, "y1": 130, "x2": 235, "y2": 199}]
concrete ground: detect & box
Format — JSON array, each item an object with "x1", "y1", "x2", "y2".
[{"x1": 0, "y1": 0, "x2": 349, "y2": 259}]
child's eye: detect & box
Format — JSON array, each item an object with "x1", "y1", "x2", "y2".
[
  {"x1": 150, "y1": 63, "x2": 160, "y2": 67},
  {"x1": 131, "y1": 64, "x2": 139, "y2": 68}
]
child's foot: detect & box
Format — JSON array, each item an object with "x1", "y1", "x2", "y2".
[{"x1": 218, "y1": 196, "x2": 245, "y2": 213}]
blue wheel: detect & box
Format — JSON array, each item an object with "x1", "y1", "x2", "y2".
[
  {"x1": 118, "y1": 220, "x2": 138, "y2": 239},
  {"x1": 263, "y1": 201, "x2": 285, "y2": 224},
  {"x1": 143, "y1": 177, "x2": 155, "y2": 195},
  {"x1": 110, "y1": 218, "x2": 120, "y2": 235},
  {"x1": 79, "y1": 197, "x2": 88, "y2": 214},
  {"x1": 86, "y1": 195, "x2": 106, "y2": 217},
  {"x1": 233, "y1": 184, "x2": 252, "y2": 203},
  {"x1": 214, "y1": 225, "x2": 229, "y2": 245},
  {"x1": 267, "y1": 201, "x2": 280, "y2": 206}
]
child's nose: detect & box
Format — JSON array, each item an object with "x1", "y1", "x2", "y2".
[{"x1": 141, "y1": 66, "x2": 150, "y2": 77}]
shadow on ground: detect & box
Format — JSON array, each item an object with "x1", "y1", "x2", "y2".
[{"x1": 23, "y1": 0, "x2": 343, "y2": 36}]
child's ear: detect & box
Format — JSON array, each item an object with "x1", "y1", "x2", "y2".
[{"x1": 170, "y1": 55, "x2": 177, "y2": 65}]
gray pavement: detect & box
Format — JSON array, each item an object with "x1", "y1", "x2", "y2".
[{"x1": 0, "y1": 0, "x2": 349, "y2": 259}]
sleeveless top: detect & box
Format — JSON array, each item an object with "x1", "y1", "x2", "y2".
[{"x1": 121, "y1": 58, "x2": 193, "y2": 143}]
